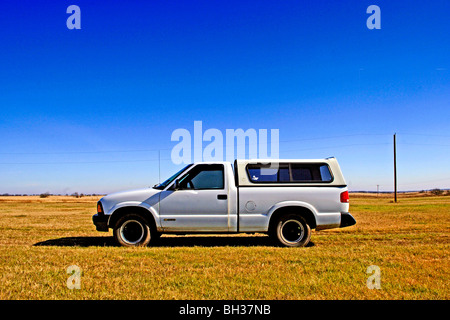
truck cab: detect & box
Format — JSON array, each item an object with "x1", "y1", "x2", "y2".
[{"x1": 93, "y1": 158, "x2": 356, "y2": 247}]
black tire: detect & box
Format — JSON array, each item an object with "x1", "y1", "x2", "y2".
[
  {"x1": 271, "y1": 214, "x2": 311, "y2": 247},
  {"x1": 113, "y1": 213, "x2": 153, "y2": 247}
]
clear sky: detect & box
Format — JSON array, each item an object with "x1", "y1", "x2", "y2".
[{"x1": 0, "y1": 0, "x2": 449, "y2": 194}]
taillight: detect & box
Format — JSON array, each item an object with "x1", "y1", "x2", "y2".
[
  {"x1": 97, "y1": 202, "x2": 103, "y2": 214},
  {"x1": 340, "y1": 191, "x2": 349, "y2": 203}
]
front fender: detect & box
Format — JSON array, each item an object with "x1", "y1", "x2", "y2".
[{"x1": 107, "y1": 201, "x2": 161, "y2": 230}]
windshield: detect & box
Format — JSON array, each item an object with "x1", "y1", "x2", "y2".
[{"x1": 153, "y1": 164, "x2": 193, "y2": 190}]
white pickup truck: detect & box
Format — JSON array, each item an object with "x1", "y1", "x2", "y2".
[{"x1": 93, "y1": 158, "x2": 356, "y2": 247}]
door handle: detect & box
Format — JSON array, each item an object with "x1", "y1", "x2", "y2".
[{"x1": 217, "y1": 194, "x2": 227, "y2": 200}]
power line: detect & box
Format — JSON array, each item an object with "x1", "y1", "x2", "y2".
[
  {"x1": 0, "y1": 133, "x2": 393, "y2": 156},
  {"x1": 399, "y1": 142, "x2": 450, "y2": 147},
  {"x1": 0, "y1": 142, "x2": 392, "y2": 165},
  {"x1": 0, "y1": 159, "x2": 161, "y2": 165},
  {"x1": 0, "y1": 133, "x2": 447, "y2": 165},
  {"x1": 279, "y1": 133, "x2": 390, "y2": 143},
  {"x1": 397, "y1": 133, "x2": 450, "y2": 138},
  {"x1": 281, "y1": 142, "x2": 391, "y2": 153},
  {"x1": 377, "y1": 177, "x2": 450, "y2": 187},
  {"x1": 0, "y1": 149, "x2": 163, "y2": 156}
]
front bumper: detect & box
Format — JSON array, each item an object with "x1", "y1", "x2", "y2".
[
  {"x1": 340, "y1": 212, "x2": 356, "y2": 228},
  {"x1": 93, "y1": 213, "x2": 109, "y2": 232}
]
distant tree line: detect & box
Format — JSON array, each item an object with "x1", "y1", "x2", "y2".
[
  {"x1": 350, "y1": 189, "x2": 450, "y2": 196},
  {"x1": 0, "y1": 193, "x2": 105, "y2": 197},
  {"x1": 1, "y1": 189, "x2": 448, "y2": 197}
]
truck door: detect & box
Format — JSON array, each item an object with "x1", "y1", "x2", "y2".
[{"x1": 159, "y1": 164, "x2": 230, "y2": 232}]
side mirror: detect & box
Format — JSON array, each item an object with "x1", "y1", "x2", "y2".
[{"x1": 174, "y1": 179, "x2": 180, "y2": 190}]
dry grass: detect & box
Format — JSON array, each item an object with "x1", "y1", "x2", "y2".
[{"x1": 0, "y1": 193, "x2": 448, "y2": 300}]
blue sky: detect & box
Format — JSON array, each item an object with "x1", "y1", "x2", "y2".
[{"x1": 0, "y1": 0, "x2": 449, "y2": 194}]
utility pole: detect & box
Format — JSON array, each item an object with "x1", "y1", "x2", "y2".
[
  {"x1": 377, "y1": 184, "x2": 379, "y2": 198},
  {"x1": 393, "y1": 133, "x2": 397, "y2": 203}
]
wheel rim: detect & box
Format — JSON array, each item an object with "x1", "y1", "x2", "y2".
[
  {"x1": 120, "y1": 220, "x2": 145, "y2": 245},
  {"x1": 280, "y1": 219, "x2": 305, "y2": 244}
]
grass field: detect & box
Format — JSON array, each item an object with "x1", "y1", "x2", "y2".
[{"x1": 0, "y1": 193, "x2": 448, "y2": 300}]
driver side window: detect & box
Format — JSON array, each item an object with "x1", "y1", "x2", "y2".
[{"x1": 178, "y1": 164, "x2": 224, "y2": 190}]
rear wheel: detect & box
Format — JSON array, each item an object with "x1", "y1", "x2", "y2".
[
  {"x1": 271, "y1": 214, "x2": 311, "y2": 247},
  {"x1": 113, "y1": 214, "x2": 153, "y2": 247}
]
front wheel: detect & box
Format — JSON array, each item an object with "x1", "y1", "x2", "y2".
[
  {"x1": 271, "y1": 214, "x2": 311, "y2": 247},
  {"x1": 113, "y1": 214, "x2": 153, "y2": 247}
]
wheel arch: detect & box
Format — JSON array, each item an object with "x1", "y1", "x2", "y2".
[
  {"x1": 268, "y1": 203, "x2": 317, "y2": 233},
  {"x1": 108, "y1": 205, "x2": 159, "y2": 231}
]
